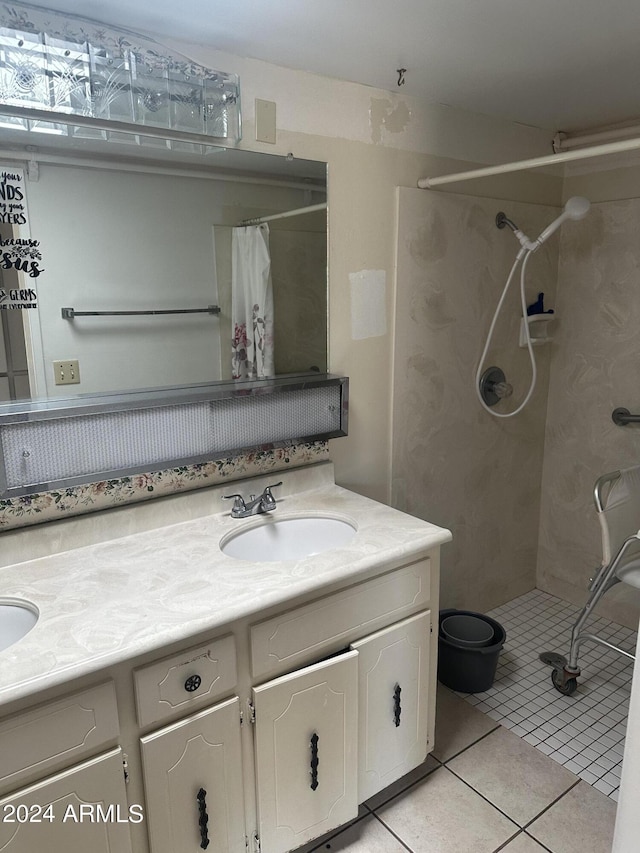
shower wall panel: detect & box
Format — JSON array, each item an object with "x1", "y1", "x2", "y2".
[
  {"x1": 392, "y1": 188, "x2": 560, "y2": 613},
  {"x1": 537, "y1": 198, "x2": 640, "y2": 628}
]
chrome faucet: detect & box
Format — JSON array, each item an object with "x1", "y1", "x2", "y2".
[{"x1": 222, "y1": 482, "x2": 282, "y2": 519}]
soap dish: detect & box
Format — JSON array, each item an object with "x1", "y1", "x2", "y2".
[{"x1": 519, "y1": 314, "x2": 555, "y2": 347}]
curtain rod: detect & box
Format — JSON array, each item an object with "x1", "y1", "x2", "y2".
[
  {"x1": 418, "y1": 135, "x2": 640, "y2": 188},
  {"x1": 553, "y1": 125, "x2": 640, "y2": 151},
  {"x1": 238, "y1": 202, "x2": 327, "y2": 226},
  {"x1": 0, "y1": 148, "x2": 325, "y2": 193}
]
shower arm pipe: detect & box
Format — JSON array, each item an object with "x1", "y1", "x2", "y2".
[
  {"x1": 238, "y1": 202, "x2": 327, "y2": 226},
  {"x1": 417, "y1": 134, "x2": 640, "y2": 188}
]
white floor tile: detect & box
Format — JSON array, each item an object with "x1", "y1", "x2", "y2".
[{"x1": 457, "y1": 588, "x2": 635, "y2": 802}]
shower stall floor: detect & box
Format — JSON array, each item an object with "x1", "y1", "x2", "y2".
[{"x1": 457, "y1": 588, "x2": 636, "y2": 801}]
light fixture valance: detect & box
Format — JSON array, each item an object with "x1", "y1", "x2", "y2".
[{"x1": 0, "y1": 4, "x2": 241, "y2": 145}]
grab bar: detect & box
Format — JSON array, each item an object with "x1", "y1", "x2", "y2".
[
  {"x1": 612, "y1": 407, "x2": 640, "y2": 426},
  {"x1": 62, "y1": 305, "x2": 220, "y2": 319}
]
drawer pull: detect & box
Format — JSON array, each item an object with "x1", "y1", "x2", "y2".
[
  {"x1": 196, "y1": 787, "x2": 210, "y2": 849},
  {"x1": 393, "y1": 683, "x2": 402, "y2": 727},
  {"x1": 310, "y1": 732, "x2": 319, "y2": 791},
  {"x1": 184, "y1": 674, "x2": 202, "y2": 693}
]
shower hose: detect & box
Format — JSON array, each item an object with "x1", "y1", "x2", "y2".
[{"x1": 475, "y1": 247, "x2": 538, "y2": 418}]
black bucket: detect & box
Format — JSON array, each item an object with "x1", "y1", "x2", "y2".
[{"x1": 438, "y1": 609, "x2": 506, "y2": 693}]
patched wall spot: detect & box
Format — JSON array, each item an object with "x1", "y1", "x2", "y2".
[{"x1": 370, "y1": 98, "x2": 411, "y2": 144}]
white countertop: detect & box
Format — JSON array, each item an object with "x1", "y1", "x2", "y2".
[{"x1": 0, "y1": 463, "x2": 451, "y2": 709}]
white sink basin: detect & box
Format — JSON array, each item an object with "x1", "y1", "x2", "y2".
[
  {"x1": 0, "y1": 599, "x2": 39, "y2": 652},
  {"x1": 221, "y1": 516, "x2": 357, "y2": 562}
]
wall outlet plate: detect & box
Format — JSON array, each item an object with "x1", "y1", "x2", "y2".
[{"x1": 53, "y1": 360, "x2": 80, "y2": 385}]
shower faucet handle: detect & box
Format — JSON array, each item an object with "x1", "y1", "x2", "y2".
[
  {"x1": 479, "y1": 367, "x2": 514, "y2": 408},
  {"x1": 493, "y1": 381, "x2": 513, "y2": 399}
]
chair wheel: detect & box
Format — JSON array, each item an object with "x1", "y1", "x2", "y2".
[{"x1": 551, "y1": 669, "x2": 578, "y2": 696}]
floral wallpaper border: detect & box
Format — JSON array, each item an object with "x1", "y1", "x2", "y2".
[{"x1": 0, "y1": 441, "x2": 329, "y2": 530}]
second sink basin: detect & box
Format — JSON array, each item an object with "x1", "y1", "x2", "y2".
[
  {"x1": 0, "y1": 599, "x2": 39, "y2": 652},
  {"x1": 221, "y1": 516, "x2": 357, "y2": 562}
]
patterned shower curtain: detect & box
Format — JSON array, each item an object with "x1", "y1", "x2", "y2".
[{"x1": 231, "y1": 223, "x2": 275, "y2": 380}]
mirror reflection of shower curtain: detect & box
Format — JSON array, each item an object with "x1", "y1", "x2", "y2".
[{"x1": 231, "y1": 223, "x2": 275, "y2": 379}]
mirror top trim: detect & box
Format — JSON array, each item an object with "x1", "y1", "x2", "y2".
[{"x1": 0, "y1": 373, "x2": 345, "y2": 424}]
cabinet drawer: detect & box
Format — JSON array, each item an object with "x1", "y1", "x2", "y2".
[
  {"x1": 0, "y1": 682, "x2": 119, "y2": 795},
  {"x1": 251, "y1": 558, "x2": 430, "y2": 679},
  {"x1": 134, "y1": 634, "x2": 237, "y2": 728}
]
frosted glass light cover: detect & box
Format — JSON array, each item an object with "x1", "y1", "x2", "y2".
[{"x1": 0, "y1": 379, "x2": 347, "y2": 495}]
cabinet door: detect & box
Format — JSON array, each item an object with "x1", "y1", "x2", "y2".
[
  {"x1": 351, "y1": 611, "x2": 431, "y2": 801},
  {"x1": 0, "y1": 748, "x2": 133, "y2": 853},
  {"x1": 253, "y1": 649, "x2": 358, "y2": 853},
  {"x1": 140, "y1": 695, "x2": 245, "y2": 853}
]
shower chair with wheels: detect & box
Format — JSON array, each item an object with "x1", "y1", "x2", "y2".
[{"x1": 542, "y1": 464, "x2": 640, "y2": 696}]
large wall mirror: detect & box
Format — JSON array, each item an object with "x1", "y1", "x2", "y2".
[{"x1": 0, "y1": 130, "x2": 327, "y2": 408}]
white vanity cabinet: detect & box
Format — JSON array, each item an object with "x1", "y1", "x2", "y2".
[
  {"x1": 250, "y1": 611, "x2": 433, "y2": 853},
  {"x1": 140, "y1": 697, "x2": 246, "y2": 853},
  {"x1": 0, "y1": 682, "x2": 132, "y2": 853},
  {"x1": 351, "y1": 611, "x2": 431, "y2": 801},
  {"x1": 0, "y1": 528, "x2": 445, "y2": 853},
  {"x1": 0, "y1": 749, "x2": 134, "y2": 853},
  {"x1": 131, "y1": 555, "x2": 436, "y2": 853},
  {"x1": 252, "y1": 650, "x2": 359, "y2": 853},
  {"x1": 247, "y1": 557, "x2": 436, "y2": 853}
]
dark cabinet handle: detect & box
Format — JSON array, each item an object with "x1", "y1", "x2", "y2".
[
  {"x1": 197, "y1": 787, "x2": 210, "y2": 849},
  {"x1": 393, "y1": 683, "x2": 402, "y2": 727},
  {"x1": 184, "y1": 674, "x2": 202, "y2": 693},
  {"x1": 310, "y1": 732, "x2": 319, "y2": 791}
]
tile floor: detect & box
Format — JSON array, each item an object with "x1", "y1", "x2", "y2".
[
  {"x1": 461, "y1": 589, "x2": 636, "y2": 801},
  {"x1": 297, "y1": 588, "x2": 629, "y2": 852},
  {"x1": 299, "y1": 685, "x2": 617, "y2": 853}
]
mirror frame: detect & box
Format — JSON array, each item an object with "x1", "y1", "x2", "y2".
[
  {"x1": 0, "y1": 4, "x2": 335, "y2": 504},
  {"x1": 0, "y1": 117, "x2": 328, "y2": 409}
]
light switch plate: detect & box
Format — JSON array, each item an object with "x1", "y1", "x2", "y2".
[
  {"x1": 255, "y1": 99, "x2": 276, "y2": 144},
  {"x1": 53, "y1": 359, "x2": 80, "y2": 385}
]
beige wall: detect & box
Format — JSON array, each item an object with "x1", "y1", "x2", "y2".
[
  {"x1": 538, "y1": 196, "x2": 640, "y2": 628},
  {"x1": 162, "y1": 36, "x2": 559, "y2": 504},
  {"x1": 392, "y1": 189, "x2": 562, "y2": 612}
]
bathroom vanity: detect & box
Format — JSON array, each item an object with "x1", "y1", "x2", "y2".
[{"x1": 0, "y1": 463, "x2": 451, "y2": 853}]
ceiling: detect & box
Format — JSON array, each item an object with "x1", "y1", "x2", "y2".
[{"x1": 29, "y1": 0, "x2": 640, "y2": 133}]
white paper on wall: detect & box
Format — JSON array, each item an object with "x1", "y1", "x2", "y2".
[{"x1": 349, "y1": 269, "x2": 386, "y2": 340}]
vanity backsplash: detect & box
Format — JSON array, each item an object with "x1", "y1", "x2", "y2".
[{"x1": 0, "y1": 440, "x2": 329, "y2": 530}]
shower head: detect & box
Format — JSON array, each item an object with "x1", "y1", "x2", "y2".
[
  {"x1": 535, "y1": 196, "x2": 590, "y2": 246},
  {"x1": 496, "y1": 196, "x2": 591, "y2": 254}
]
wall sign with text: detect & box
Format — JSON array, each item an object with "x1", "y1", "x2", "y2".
[{"x1": 0, "y1": 166, "x2": 44, "y2": 310}]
